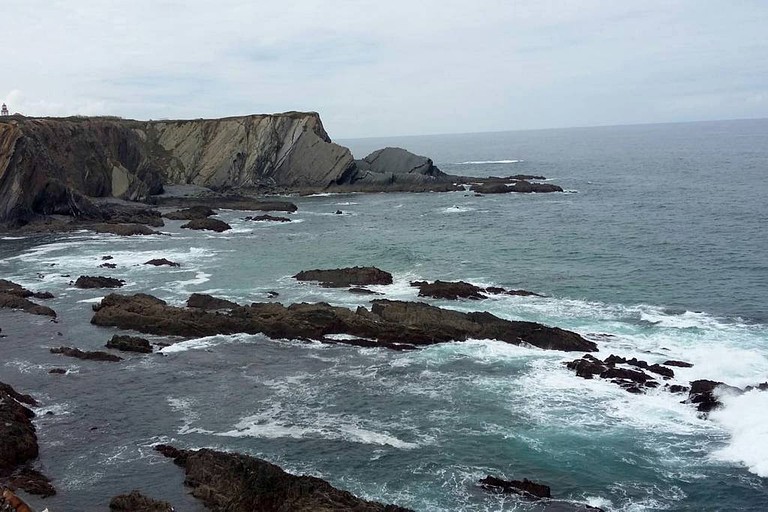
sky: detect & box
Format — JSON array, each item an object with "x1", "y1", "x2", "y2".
[{"x1": 2, "y1": 1, "x2": 767, "y2": 138}]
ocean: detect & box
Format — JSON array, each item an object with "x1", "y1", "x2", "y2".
[{"x1": 1, "y1": 118, "x2": 767, "y2": 511}]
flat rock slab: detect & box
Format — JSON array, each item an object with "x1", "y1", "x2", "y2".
[
  {"x1": 244, "y1": 214, "x2": 291, "y2": 222},
  {"x1": 75, "y1": 275, "x2": 125, "y2": 289},
  {"x1": 50, "y1": 346, "x2": 123, "y2": 362},
  {"x1": 294, "y1": 266, "x2": 394, "y2": 287},
  {"x1": 156, "y1": 445, "x2": 413, "y2": 512}
]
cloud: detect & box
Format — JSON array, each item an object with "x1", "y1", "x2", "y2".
[{"x1": 2, "y1": 0, "x2": 767, "y2": 137}]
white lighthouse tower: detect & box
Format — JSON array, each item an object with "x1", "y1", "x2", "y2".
[{"x1": 0, "y1": 103, "x2": 8, "y2": 116}]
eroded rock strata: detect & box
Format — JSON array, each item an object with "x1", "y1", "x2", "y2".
[
  {"x1": 156, "y1": 445, "x2": 413, "y2": 512},
  {"x1": 91, "y1": 293, "x2": 596, "y2": 352}
]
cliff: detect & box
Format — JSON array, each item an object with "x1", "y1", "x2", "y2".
[{"x1": 0, "y1": 112, "x2": 355, "y2": 224}]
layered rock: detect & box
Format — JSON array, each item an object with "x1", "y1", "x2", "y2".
[
  {"x1": 156, "y1": 445, "x2": 413, "y2": 512},
  {"x1": 91, "y1": 293, "x2": 596, "y2": 352}
]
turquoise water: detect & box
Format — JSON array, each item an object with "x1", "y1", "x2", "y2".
[{"x1": 1, "y1": 119, "x2": 767, "y2": 511}]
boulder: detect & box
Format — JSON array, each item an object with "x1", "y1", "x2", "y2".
[
  {"x1": 0, "y1": 293, "x2": 57, "y2": 317},
  {"x1": 106, "y1": 335, "x2": 153, "y2": 353},
  {"x1": 412, "y1": 280, "x2": 486, "y2": 300},
  {"x1": 109, "y1": 490, "x2": 174, "y2": 511},
  {"x1": 186, "y1": 293, "x2": 239, "y2": 311},
  {"x1": 91, "y1": 293, "x2": 597, "y2": 352},
  {"x1": 164, "y1": 206, "x2": 216, "y2": 220},
  {"x1": 180, "y1": 218, "x2": 231, "y2": 232},
  {"x1": 144, "y1": 258, "x2": 180, "y2": 267},
  {"x1": 293, "y1": 267, "x2": 393, "y2": 287},
  {"x1": 50, "y1": 346, "x2": 123, "y2": 362},
  {"x1": 155, "y1": 445, "x2": 413, "y2": 512},
  {"x1": 479, "y1": 475, "x2": 551, "y2": 499},
  {"x1": 75, "y1": 275, "x2": 125, "y2": 289}
]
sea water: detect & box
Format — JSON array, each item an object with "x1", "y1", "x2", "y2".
[{"x1": 1, "y1": 119, "x2": 767, "y2": 511}]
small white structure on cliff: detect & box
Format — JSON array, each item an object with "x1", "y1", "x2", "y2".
[{"x1": 0, "y1": 103, "x2": 8, "y2": 116}]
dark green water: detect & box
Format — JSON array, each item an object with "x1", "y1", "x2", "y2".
[{"x1": 1, "y1": 119, "x2": 767, "y2": 511}]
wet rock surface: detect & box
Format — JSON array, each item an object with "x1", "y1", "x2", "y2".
[
  {"x1": 87, "y1": 223, "x2": 161, "y2": 236},
  {"x1": 411, "y1": 280, "x2": 543, "y2": 300},
  {"x1": 186, "y1": 293, "x2": 239, "y2": 311},
  {"x1": 50, "y1": 346, "x2": 123, "y2": 362},
  {"x1": 106, "y1": 335, "x2": 153, "y2": 353},
  {"x1": 293, "y1": 266, "x2": 394, "y2": 287},
  {"x1": 244, "y1": 214, "x2": 291, "y2": 222},
  {"x1": 75, "y1": 275, "x2": 126, "y2": 289},
  {"x1": 180, "y1": 218, "x2": 231, "y2": 232},
  {"x1": 479, "y1": 475, "x2": 551, "y2": 498},
  {"x1": 0, "y1": 293, "x2": 57, "y2": 317},
  {"x1": 91, "y1": 293, "x2": 596, "y2": 352},
  {"x1": 0, "y1": 280, "x2": 54, "y2": 300},
  {"x1": 109, "y1": 490, "x2": 175, "y2": 511},
  {"x1": 163, "y1": 205, "x2": 216, "y2": 220},
  {"x1": 144, "y1": 258, "x2": 180, "y2": 267},
  {"x1": 156, "y1": 445, "x2": 413, "y2": 512}
]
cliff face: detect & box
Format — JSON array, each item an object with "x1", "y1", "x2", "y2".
[{"x1": 0, "y1": 112, "x2": 354, "y2": 224}]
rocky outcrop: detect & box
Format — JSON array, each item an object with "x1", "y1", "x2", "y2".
[
  {"x1": 187, "y1": 293, "x2": 239, "y2": 311},
  {"x1": 0, "y1": 293, "x2": 56, "y2": 317},
  {"x1": 106, "y1": 334, "x2": 153, "y2": 353},
  {"x1": 144, "y1": 258, "x2": 180, "y2": 267},
  {"x1": 74, "y1": 275, "x2": 125, "y2": 288},
  {"x1": 338, "y1": 147, "x2": 451, "y2": 190},
  {"x1": 50, "y1": 346, "x2": 123, "y2": 362},
  {"x1": 88, "y1": 223, "x2": 160, "y2": 236},
  {"x1": 244, "y1": 214, "x2": 291, "y2": 222},
  {"x1": 91, "y1": 293, "x2": 596, "y2": 352},
  {"x1": 411, "y1": 280, "x2": 542, "y2": 300},
  {"x1": 180, "y1": 218, "x2": 231, "y2": 232},
  {"x1": 109, "y1": 490, "x2": 174, "y2": 511},
  {"x1": 156, "y1": 445, "x2": 412, "y2": 512},
  {"x1": 163, "y1": 205, "x2": 215, "y2": 220},
  {"x1": 0, "y1": 279, "x2": 54, "y2": 299},
  {"x1": 293, "y1": 267, "x2": 394, "y2": 287},
  {"x1": 471, "y1": 180, "x2": 563, "y2": 194},
  {"x1": 479, "y1": 475, "x2": 551, "y2": 499},
  {"x1": 0, "y1": 113, "x2": 353, "y2": 226}
]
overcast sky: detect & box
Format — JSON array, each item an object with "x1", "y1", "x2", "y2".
[{"x1": 2, "y1": 1, "x2": 767, "y2": 138}]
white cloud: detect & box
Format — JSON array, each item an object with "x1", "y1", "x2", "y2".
[{"x1": 2, "y1": 0, "x2": 767, "y2": 136}]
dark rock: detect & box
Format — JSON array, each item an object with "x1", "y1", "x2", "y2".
[
  {"x1": 155, "y1": 445, "x2": 412, "y2": 512},
  {"x1": 109, "y1": 490, "x2": 174, "y2": 511},
  {"x1": 99, "y1": 262, "x2": 117, "y2": 269},
  {"x1": 75, "y1": 275, "x2": 125, "y2": 289},
  {"x1": 164, "y1": 205, "x2": 216, "y2": 220},
  {"x1": 511, "y1": 180, "x2": 563, "y2": 193},
  {"x1": 600, "y1": 367, "x2": 652, "y2": 384},
  {"x1": 244, "y1": 214, "x2": 291, "y2": 222},
  {"x1": 484, "y1": 286, "x2": 542, "y2": 297},
  {"x1": 0, "y1": 279, "x2": 54, "y2": 299},
  {"x1": 8, "y1": 467, "x2": 56, "y2": 497},
  {"x1": 479, "y1": 475, "x2": 551, "y2": 499},
  {"x1": 144, "y1": 258, "x2": 180, "y2": 267},
  {"x1": 413, "y1": 280, "x2": 486, "y2": 300},
  {"x1": 0, "y1": 292, "x2": 57, "y2": 317},
  {"x1": 48, "y1": 368, "x2": 67, "y2": 375},
  {"x1": 294, "y1": 267, "x2": 394, "y2": 288},
  {"x1": 566, "y1": 354, "x2": 606, "y2": 379},
  {"x1": 102, "y1": 255, "x2": 114, "y2": 260},
  {"x1": 668, "y1": 384, "x2": 689, "y2": 394},
  {"x1": 335, "y1": 209, "x2": 343, "y2": 214},
  {"x1": 646, "y1": 363, "x2": 674, "y2": 378},
  {"x1": 91, "y1": 294, "x2": 597, "y2": 352},
  {"x1": 686, "y1": 379, "x2": 733, "y2": 413},
  {"x1": 0, "y1": 382, "x2": 38, "y2": 475},
  {"x1": 348, "y1": 287, "x2": 383, "y2": 295},
  {"x1": 663, "y1": 360, "x2": 694, "y2": 368},
  {"x1": 469, "y1": 183, "x2": 513, "y2": 194},
  {"x1": 0, "y1": 383, "x2": 37, "y2": 407},
  {"x1": 180, "y1": 218, "x2": 231, "y2": 232},
  {"x1": 106, "y1": 335, "x2": 153, "y2": 353},
  {"x1": 50, "y1": 346, "x2": 122, "y2": 362},
  {"x1": 156, "y1": 198, "x2": 298, "y2": 213},
  {"x1": 266, "y1": 291, "x2": 280, "y2": 298},
  {"x1": 186, "y1": 293, "x2": 239, "y2": 311},
  {"x1": 88, "y1": 223, "x2": 160, "y2": 236}
]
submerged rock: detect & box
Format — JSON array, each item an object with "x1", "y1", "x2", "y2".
[
  {"x1": 293, "y1": 266, "x2": 393, "y2": 287},
  {"x1": 50, "y1": 346, "x2": 123, "y2": 362},
  {"x1": 75, "y1": 275, "x2": 125, "y2": 289},
  {"x1": 479, "y1": 475, "x2": 551, "y2": 499},
  {"x1": 180, "y1": 218, "x2": 231, "y2": 232},
  {"x1": 109, "y1": 490, "x2": 174, "y2": 511},
  {"x1": 155, "y1": 445, "x2": 413, "y2": 512},
  {"x1": 106, "y1": 335, "x2": 153, "y2": 353},
  {"x1": 91, "y1": 293, "x2": 596, "y2": 352}
]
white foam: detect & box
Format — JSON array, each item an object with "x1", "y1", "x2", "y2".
[
  {"x1": 1, "y1": 236, "x2": 26, "y2": 240},
  {"x1": 77, "y1": 296, "x2": 105, "y2": 304},
  {"x1": 159, "y1": 333, "x2": 253, "y2": 354},
  {"x1": 173, "y1": 271, "x2": 211, "y2": 287},
  {"x1": 456, "y1": 159, "x2": 523, "y2": 164},
  {"x1": 710, "y1": 389, "x2": 768, "y2": 477},
  {"x1": 440, "y1": 205, "x2": 474, "y2": 214}
]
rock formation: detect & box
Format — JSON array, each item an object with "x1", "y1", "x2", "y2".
[
  {"x1": 109, "y1": 490, "x2": 174, "y2": 511},
  {"x1": 293, "y1": 267, "x2": 394, "y2": 287},
  {"x1": 106, "y1": 334, "x2": 153, "y2": 353},
  {"x1": 155, "y1": 445, "x2": 412, "y2": 512},
  {"x1": 50, "y1": 346, "x2": 123, "y2": 362}
]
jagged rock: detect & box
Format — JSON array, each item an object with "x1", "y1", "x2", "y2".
[
  {"x1": 0, "y1": 293, "x2": 57, "y2": 317},
  {"x1": 412, "y1": 280, "x2": 486, "y2": 300},
  {"x1": 88, "y1": 223, "x2": 160, "y2": 236},
  {"x1": 155, "y1": 445, "x2": 413, "y2": 512},
  {"x1": 180, "y1": 218, "x2": 231, "y2": 232},
  {"x1": 348, "y1": 287, "x2": 383, "y2": 295},
  {"x1": 109, "y1": 490, "x2": 174, "y2": 511},
  {"x1": 48, "y1": 368, "x2": 67, "y2": 375},
  {"x1": 335, "y1": 209, "x2": 343, "y2": 214},
  {"x1": 686, "y1": 380, "x2": 726, "y2": 413},
  {"x1": 75, "y1": 275, "x2": 125, "y2": 289},
  {"x1": 99, "y1": 262, "x2": 117, "y2": 269},
  {"x1": 469, "y1": 183, "x2": 513, "y2": 194},
  {"x1": 342, "y1": 147, "x2": 447, "y2": 190},
  {"x1": 294, "y1": 267, "x2": 393, "y2": 287},
  {"x1": 106, "y1": 335, "x2": 153, "y2": 353},
  {"x1": 0, "y1": 382, "x2": 39, "y2": 477},
  {"x1": 164, "y1": 205, "x2": 216, "y2": 220},
  {"x1": 484, "y1": 286, "x2": 542, "y2": 297},
  {"x1": 0, "y1": 279, "x2": 54, "y2": 299},
  {"x1": 186, "y1": 293, "x2": 238, "y2": 311},
  {"x1": 102, "y1": 255, "x2": 114, "y2": 260},
  {"x1": 479, "y1": 475, "x2": 551, "y2": 499},
  {"x1": 91, "y1": 294, "x2": 597, "y2": 352},
  {"x1": 244, "y1": 214, "x2": 291, "y2": 222},
  {"x1": 8, "y1": 467, "x2": 56, "y2": 497},
  {"x1": 50, "y1": 346, "x2": 122, "y2": 362},
  {"x1": 144, "y1": 258, "x2": 180, "y2": 267}
]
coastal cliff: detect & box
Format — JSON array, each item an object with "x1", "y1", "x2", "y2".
[{"x1": 0, "y1": 112, "x2": 355, "y2": 224}]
